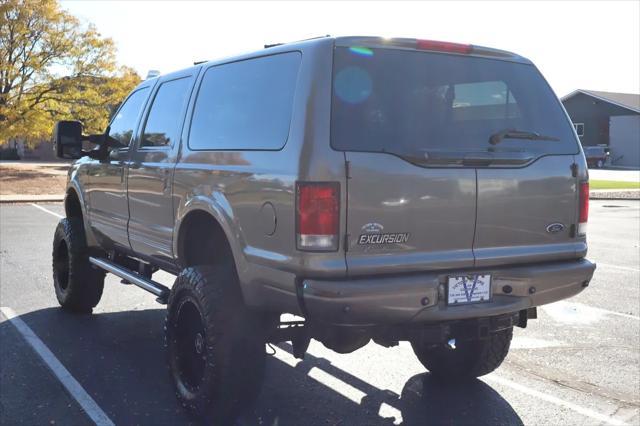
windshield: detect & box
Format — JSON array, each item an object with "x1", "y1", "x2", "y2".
[
  {"x1": 331, "y1": 47, "x2": 579, "y2": 158},
  {"x1": 585, "y1": 147, "x2": 604, "y2": 155}
]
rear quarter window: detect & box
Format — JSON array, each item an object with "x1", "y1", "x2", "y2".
[{"x1": 188, "y1": 52, "x2": 301, "y2": 151}]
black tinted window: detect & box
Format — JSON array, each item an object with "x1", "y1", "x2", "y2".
[
  {"x1": 141, "y1": 77, "x2": 193, "y2": 148},
  {"x1": 331, "y1": 47, "x2": 578, "y2": 157},
  {"x1": 188, "y1": 52, "x2": 301, "y2": 150},
  {"x1": 108, "y1": 88, "x2": 149, "y2": 146}
]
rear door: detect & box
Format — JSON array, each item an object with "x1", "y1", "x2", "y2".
[
  {"x1": 465, "y1": 78, "x2": 581, "y2": 266},
  {"x1": 332, "y1": 47, "x2": 477, "y2": 275},
  {"x1": 332, "y1": 44, "x2": 581, "y2": 274}
]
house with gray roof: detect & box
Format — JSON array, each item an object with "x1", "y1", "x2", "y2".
[{"x1": 561, "y1": 89, "x2": 640, "y2": 168}]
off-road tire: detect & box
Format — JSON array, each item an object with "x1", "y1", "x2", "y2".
[
  {"x1": 411, "y1": 327, "x2": 513, "y2": 381},
  {"x1": 52, "y1": 217, "x2": 105, "y2": 312},
  {"x1": 165, "y1": 265, "x2": 268, "y2": 425}
]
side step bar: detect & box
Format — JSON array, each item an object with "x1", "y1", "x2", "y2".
[{"x1": 89, "y1": 257, "x2": 170, "y2": 304}]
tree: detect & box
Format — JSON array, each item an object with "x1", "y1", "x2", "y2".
[{"x1": 0, "y1": 0, "x2": 141, "y2": 145}]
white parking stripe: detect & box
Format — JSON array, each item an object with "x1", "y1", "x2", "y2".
[
  {"x1": 30, "y1": 203, "x2": 64, "y2": 219},
  {"x1": 486, "y1": 375, "x2": 629, "y2": 426},
  {"x1": 308, "y1": 367, "x2": 367, "y2": 403},
  {"x1": 572, "y1": 302, "x2": 640, "y2": 321},
  {"x1": 274, "y1": 345, "x2": 628, "y2": 426},
  {"x1": 597, "y1": 262, "x2": 640, "y2": 273},
  {"x1": 1, "y1": 307, "x2": 115, "y2": 426},
  {"x1": 272, "y1": 347, "x2": 368, "y2": 403},
  {"x1": 546, "y1": 301, "x2": 640, "y2": 322}
]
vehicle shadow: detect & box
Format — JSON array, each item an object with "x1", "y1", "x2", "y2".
[{"x1": 1, "y1": 308, "x2": 523, "y2": 426}]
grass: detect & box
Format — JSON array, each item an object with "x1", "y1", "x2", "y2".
[{"x1": 590, "y1": 180, "x2": 640, "y2": 190}]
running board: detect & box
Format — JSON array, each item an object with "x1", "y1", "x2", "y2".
[{"x1": 89, "y1": 257, "x2": 170, "y2": 304}]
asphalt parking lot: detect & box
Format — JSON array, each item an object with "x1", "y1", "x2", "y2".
[{"x1": 1, "y1": 201, "x2": 638, "y2": 426}]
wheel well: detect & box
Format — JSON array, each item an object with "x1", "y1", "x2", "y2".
[
  {"x1": 177, "y1": 211, "x2": 235, "y2": 268},
  {"x1": 65, "y1": 189, "x2": 83, "y2": 220}
]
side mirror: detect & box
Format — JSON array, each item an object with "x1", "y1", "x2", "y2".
[{"x1": 52, "y1": 120, "x2": 83, "y2": 159}]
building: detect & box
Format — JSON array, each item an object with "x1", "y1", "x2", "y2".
[
  {"x1": 561, "y1": 90, "x2": 640, "y2": 168},
  {"x1": 0, "y1": 139, "x2": 58, "y2": 161}
]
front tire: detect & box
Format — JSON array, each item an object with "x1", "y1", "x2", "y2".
[
  {"x1": 411, "y1": 327, "x2": 513, "y2": 381},
  {"x1": 52, "y1": 217, "x2": 104, "y2": 312},
  {"x1": 165, "y1": 265, "x2": 268, "y2": 425}
]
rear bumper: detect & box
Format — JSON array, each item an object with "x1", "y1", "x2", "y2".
[{"x1": 301, "y1": 258, "x2": 596, "y2": 326}]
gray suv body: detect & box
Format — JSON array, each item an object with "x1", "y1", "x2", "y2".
[{"x1": 52, "y1": 36, "x2": 596, "y2": 422}]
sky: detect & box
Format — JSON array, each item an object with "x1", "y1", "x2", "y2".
[{"x1": 60, "y1": 1, "x2": 640, "y2": 98}]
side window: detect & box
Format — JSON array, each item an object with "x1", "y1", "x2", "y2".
[
  {"x1": 108, "y1": 88, "x2": 149, "y2": 147},
  {"x1": 141, "y1": 77, "x2": 193, "y2": 148},
  {"x1": 188, "y1": 52, "x2": 301, "y2": 151},
  {"x1": 573, "y1": 123, "x2": 584, "y2": 137}
]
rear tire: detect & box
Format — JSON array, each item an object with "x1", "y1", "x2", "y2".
[
  {"x1": 411, "y1": 327, "x2": 513, "y2": 381},
  {"x1": 165, "y1": 265, "x2": 268, "y2": 425},
  {"x1": 52, "y1": 217, "x2": 104, "y2": 313}
]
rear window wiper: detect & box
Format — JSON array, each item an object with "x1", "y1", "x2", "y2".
[{"x1": 489, "y1": 128, "x2": 559, "y2": 145}]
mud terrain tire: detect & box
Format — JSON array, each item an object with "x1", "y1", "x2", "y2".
[
  {"x1": 165, "y1": 265, "x2": 267, "y2": 425},
  {"x1": 52, "y1": 217, "x2": 104, "y2": 312},
  {"x1": 411, "y1": 327, "x2": 513, "y2": 380}
]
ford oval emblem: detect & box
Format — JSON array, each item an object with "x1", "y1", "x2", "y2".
[{"x1": 546, "y1": 223, "x2": 565, "y2": 234}]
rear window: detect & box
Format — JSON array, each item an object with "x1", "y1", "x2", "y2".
[
  {"x1": 188, "y1": 52, "x2": 301, "y2": 151},
  {"x1": 331, "y1": 47, "x2": 578, "y2": 158}
]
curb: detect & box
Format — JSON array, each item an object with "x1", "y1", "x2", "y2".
[
  {"x1": 590, "y1": 197, "x2": 640, "y2": 200},
  {"x1": 590, "y1": 190, "x2": 639, "y2": 201},
  {"x1": 0, "y1": 195, "x2": 64, "y2": 203}
]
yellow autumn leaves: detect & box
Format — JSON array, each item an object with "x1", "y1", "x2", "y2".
[{"x1": 0, "y1": 0, "x2": 141, "y2": 145}]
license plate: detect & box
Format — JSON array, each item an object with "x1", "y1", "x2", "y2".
[{"x1": 447, "y1": 274, "x2": 491, "y2": 305}]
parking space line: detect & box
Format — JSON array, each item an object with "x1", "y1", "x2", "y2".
[
  {"x1": 30, "y1": 203, "x2": 63, "y2": 219},
  {"x1": 1, "y1": 307, "x2": 115, "y2": 426},
  {"x1": 486, "y1": 375, "x2": 629, "y2": 426},
  {"x1": 597, "y1": 262, "x2": 640, "y2": 273},
  {"x1": 272, "y1": 347, "x2": 404, "y2": 424},
  {"x1": 571, "y1": 302, "x2": 640, "y2": 321},
  {"x1": 560, "y1": 300, "x2": 640, "y2": 321},
  {"x1": 308, "y1": 366, "x2": 367, "y2": 403},
  {"x1": 276, "y1": 343, "x2": 631, "y2": 426},
  {"x1": 273, "y1": 348, "x2": 367, "y2": 403}
]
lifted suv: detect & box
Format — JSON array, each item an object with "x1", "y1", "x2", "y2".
[{"x1": 51, "y1": 36, "x2": 595, "y2": 423}]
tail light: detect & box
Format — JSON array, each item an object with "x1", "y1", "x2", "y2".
[
  {"x1": 416, "y1": 39, "x2": 472, "y2": 54},
  {"x1": 578, "y1": 182, "x2": 589, "y2": 235},
  {"x1": 296, "y1": 182, "x2": 339, "y2": 251}
]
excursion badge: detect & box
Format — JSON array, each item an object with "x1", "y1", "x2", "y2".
[{"x1": 358, "y1": 223, "x2": 410, "y2": 245}]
